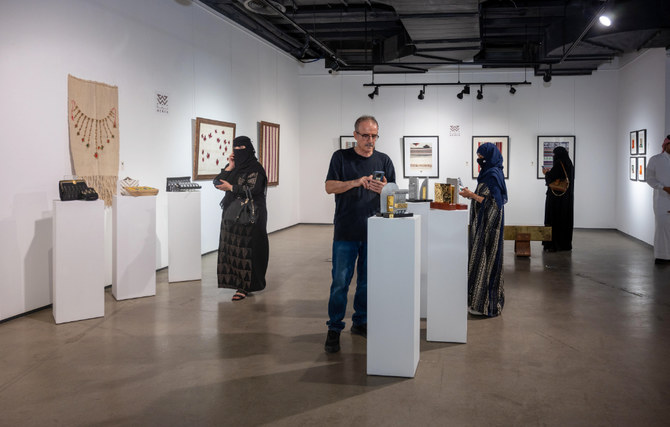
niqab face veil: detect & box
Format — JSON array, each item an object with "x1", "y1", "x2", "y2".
[{"x1": 232, "y1": 136, "x2": 257, "y2": 169}]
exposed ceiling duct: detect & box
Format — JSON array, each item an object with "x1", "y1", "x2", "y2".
[{"x1": 200, "y1": 0, "x2": 670, "y2": 76}]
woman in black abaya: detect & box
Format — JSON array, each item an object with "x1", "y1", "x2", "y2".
[
  {"x1": 542, "y1": 146, "x2": 575, "y2": 252},
  {"x1": 213, "y1": 136, "x2": 269, "y2": 301}
]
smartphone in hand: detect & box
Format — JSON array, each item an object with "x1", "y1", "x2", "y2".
[{"x1": 373, "y1": 171, "x2": 385, "y2": 181}]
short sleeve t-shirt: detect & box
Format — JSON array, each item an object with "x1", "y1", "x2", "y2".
[{"x1": 326, "y1": 148, "x2": 396, "y2": 241}]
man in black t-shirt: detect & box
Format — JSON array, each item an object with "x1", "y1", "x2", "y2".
[{"x1": 324, "y1": 115, "x2": 396, "y2": 353}]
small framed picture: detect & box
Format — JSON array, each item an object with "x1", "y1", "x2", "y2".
[
  {"x1": 537, "y1": 136, "x2": 575, "y2": 179},
  {"x1": 637, "y1": 129, "x2": 646, "y2": 155},
  {"x1": 637, "y1": 157, "x2": 646, "y2": 182},
  {"x1": 339, "y1": 135, "x2": 357, "y2": 149},
  {"x1": 629, "y1": 157, "x2": 637, "y2": 181},
  {"x1": 402, "y1": 135, "x2": 439, "y2": 178},
  {"x1": 630, "y1": 131, "x2": 638, "y2": 155},
  {"x1": 472, "y1": 136, "x2": 509, "y2": 179}
]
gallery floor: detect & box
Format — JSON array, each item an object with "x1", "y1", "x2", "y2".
[{"x1": 1, "y1": 225, "x2": 668, "y2": 426}]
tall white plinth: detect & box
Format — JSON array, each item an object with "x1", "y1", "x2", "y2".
[
  {"x1": 406, "y1": 202, "x2": 430, "y2": 318},
  {"x1": 112, "y1": 195, "x2": 157, "y2": 300},
  {"x1": 52, "y1": 200, "x2": 105, "y2": 324},
  {"x1": 427, "y1": 208, "x2": 468, "y2": 343},
  {"x1": 168, "y1": 192, "x2": 202, "y2": 282},
  {"x1": 367, "y1": 216, "x2": 421, "y2": 378}
]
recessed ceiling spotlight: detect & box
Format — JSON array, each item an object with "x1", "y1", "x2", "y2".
[{"x1": 599, "y1": 15, "x2": 612, "y2": 27}]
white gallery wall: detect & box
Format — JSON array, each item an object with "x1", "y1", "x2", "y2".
[
  {"x1": 0, "y1": 0, "x2": 301, "y2": 321},
  {"x1": 298, "y1": 63, "x2": 624, "y2": 228},
  {"x1": 615, "y1": 49, "x2": 667, "y2": 241},
  {"x1": 0, "y1": 1, "x2": 667, "y2": 321}
]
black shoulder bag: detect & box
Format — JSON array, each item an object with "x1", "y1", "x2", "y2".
[{"x1": 223, "y1": 185, "x2": 258, "y2": 226}]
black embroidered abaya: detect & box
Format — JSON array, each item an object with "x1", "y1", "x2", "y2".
[{"x1": 213, "y1": 136, "x2": 269, "y2": 293}]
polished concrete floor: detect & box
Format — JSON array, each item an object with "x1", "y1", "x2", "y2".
[{"x1": 1, "y1": 225, "x2": 669, "y2": 426}]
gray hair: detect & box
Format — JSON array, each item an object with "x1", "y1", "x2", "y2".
[{"x1": 354, "y1": 115, "x2": 379, "y2": 132}]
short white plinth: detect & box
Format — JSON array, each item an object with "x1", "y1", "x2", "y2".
[
  {"x1": 52, "y1": 200, "x2": 105, "y2": 324},
  {"x1": 167, "y1": 192, "x2": 202, "y2": 282},
  {"x1": 406, "y1": 201, "x2": 430, "y2": 318},
  {"x1": 367, "y1": 215, "x2": 421, "y2": 378},
  {"x1": 427, "y1": 208, "x2": 468, "y2": 343},
  {"x1": 112, "y1": 195, "x2": 157, "y2": 300}
]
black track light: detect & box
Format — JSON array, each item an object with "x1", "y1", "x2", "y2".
[
  {"x1": 418, "y1": 85, "x2": 425, "y2": 100},
  {"x1": 543, "y1": 65, "x2": 552, "y2": 83},
  {"x1": 509, "y1": 86, "x2": 516, "y2": 94},
  {"x1": 368, "y1": 86, "x2": 379, "y2": 99},
  {"x1": 476, "y1": 85, "x2": 483, "y2": 100},
  {"x1": 457, "y1": 91, "x2": 464, "y2": 99},
  {"x1": 463, "y1": 85, "x2": 470, "y2": 95}
]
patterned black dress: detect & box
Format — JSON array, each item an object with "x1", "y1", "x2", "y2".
[
  {"x1": 467, "y1": 182, "x2": 505, "y2": 317},
  {"x1": 213, "y1": 162, "x2": 268, "y2": 293}
]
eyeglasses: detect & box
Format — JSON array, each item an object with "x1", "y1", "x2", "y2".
[{"x1": 355, "y1": 131, "x2": 379, "y2": 140}]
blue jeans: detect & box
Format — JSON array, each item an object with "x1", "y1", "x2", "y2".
[{"x1": 327, "y1": 240, "x2": 367, "y2": 332}]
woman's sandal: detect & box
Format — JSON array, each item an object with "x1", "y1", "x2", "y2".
[{"x1": 232, "y1": 290, "x2": 247, "y2": 301}]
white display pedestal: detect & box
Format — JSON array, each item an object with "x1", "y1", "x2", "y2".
[
  {"x1": 427, "y1": 208, "x2": 469, "y2": 343},
  {"x1": 167, "y1": 192, "x2": 202, "y2": 282},
  {"x1": 367, "y1": 216, "x2": 421, "y2": 377},
  {"x1": 112, "y1": 195, "x2": 157, "y2": 300},
  {"x1": 52, "y1": 200, "x2": 105, "y2": 324},
  {"x1": 406, "y1": 201, "x2": 430, "y2": 318}
]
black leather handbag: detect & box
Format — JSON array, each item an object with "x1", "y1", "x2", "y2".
[
  {"x1": 58, "y1": 179, "x2": 99, "y2": 201},
  {"x1": 223, "y1": 186, "x2": 257, "y2": 225}
]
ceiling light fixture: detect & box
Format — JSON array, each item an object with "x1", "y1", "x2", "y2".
[
  {"x1": 598, "y1": 14, "x2": 612, "y2": 27},
  {"x1": 418, "y1": 85, "x2": 425, "y2": 100},
  {"x1": 463, "y1": 85, "x2": 470, "y2": 95},
  {"x1": 509, "y1": 86, "x2": 516, "y2": 94},
  {"x1": 476, "y1": 85, "x2": 483, "y2": 100},
  {"x1": 456, "y1": 90, "x2": 464, "y2": 100},
  {"x1": 368, "y1": 86, "x2": 379, "y2": 99}
]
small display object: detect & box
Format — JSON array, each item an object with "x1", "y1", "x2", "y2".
[
  {"x1": 434, "y1": 183, "x2": 455, "y2": 203},
  {"x1": 379, "y1": 183, "x2": 412, "y2": 218},
  {"x1": 419, "y1": 178, "x2": 430, "y2": 201},
  {"x1": 166, "y1": 176, "x2": 201, "y2": 192},
  {"x1": 58, "y1": 178, "x2": 99, "y2": 201},
  {"x1": 408, "y1": 177, "x2": 419, "y2": 200},
  {"x1": 119, "y1": 177, "x2": 158, "y2": 196}
]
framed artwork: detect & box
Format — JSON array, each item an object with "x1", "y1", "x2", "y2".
[
  {"x1": 630, "y1": 131, "x2": 638, "y2": 155},
  {"x1": 472, "y1": 136, "x2": 509, "y2": 179},
  {"x1": 259, "y1": 121, "x2": 280, "y2": 186},
  {"x1": 193, "y1": 117, "x2": 235, "y2": 181},
  {"x1": 629, "y1": 157, "x2": 637, "y2": 181},
  {"x1": 637, "y1": 129, "x2": 647, "y2": 155},
  {"x1": 340, "y1": 135, "x2": 357, "y2": 149},
  {"x1": 637, "y1": 157, "x2": 646, "y2": 182},
  {"x1": 536, "y1": 136, "x2": 576, "y2": 179},
  {"x1": 402, "y1": 136, "x2": 439, "y2": 178}
]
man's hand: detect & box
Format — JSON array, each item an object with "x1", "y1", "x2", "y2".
[{"x1": 367, "y1": 176, "x2": 387, "y2": 194}]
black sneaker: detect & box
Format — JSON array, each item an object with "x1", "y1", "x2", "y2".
[
  {"x1": 351, "y1": 323, "x2": 367, "y2": 338},
  {"x1": 324, "y1": 330, "x2": 340, "y2": 353}
]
